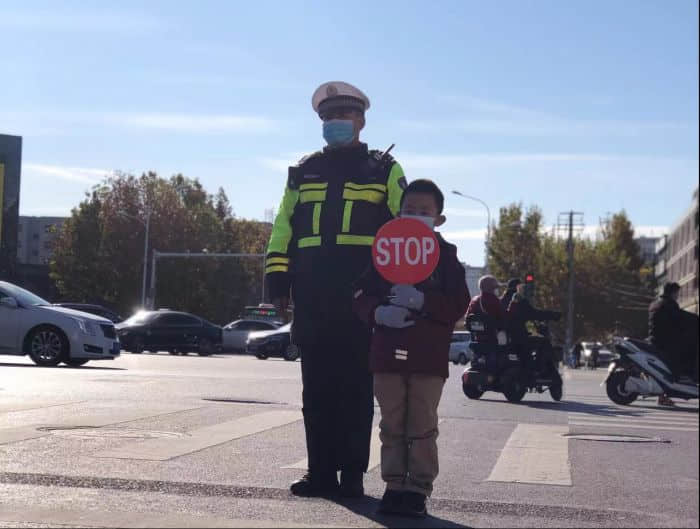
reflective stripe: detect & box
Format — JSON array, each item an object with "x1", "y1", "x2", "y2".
[
  {"x1": 300, "y1": 190, "x2": 327, "y2": 203},
  {"x1": 342, "y1": 201, "x2": 353, "y2": 232},
  {"x1": 345, "y1": 182, "x2": 387, "y2": 193},
  {"x1": 267, "y1": 187, "x2": 299, "y2": 255},
  {"x1": 312, "y1": 203, "x2": 322, "y2": 235},
  {"x1": 337, "y1": 234, "x2": 374, "y2": 246},
  {"x1": 299, "y1": 182, "x2": 328, "y2": 191},
  {"x1": 265, "y1": 265, "x2": 288, "y2": 274},
  {"x1": 298, "y1": 236, "x2": 322, "y2": 248},
  {"x1": 387, "y1": 163, "x2": 405, "y2": 217},
  {"x1": 342, "y1": 188, "x2": 384, "y2": 204},
  {"x1": 265, "y1": 257, "x2": 289, "y2": 265}
]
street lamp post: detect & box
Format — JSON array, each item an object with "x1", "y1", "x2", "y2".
[
  {"x1": 452, "y1": 190, "x2": 491, "y2": 267},
  {"x1": 117, "y1": 208, "x2": 151, "y2": 308}
]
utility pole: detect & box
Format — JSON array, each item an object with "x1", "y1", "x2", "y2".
[{"x1": 557, "y1": 211, "x2": 584, "y2": 366}]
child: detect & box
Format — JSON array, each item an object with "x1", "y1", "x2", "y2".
[{"x1": 352, "y1": 179, "x2": 471, "y2": 517}]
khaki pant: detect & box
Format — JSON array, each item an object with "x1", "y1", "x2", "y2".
[{"x1": 373, "y1": 373, "x2": 444, "y2": 496}]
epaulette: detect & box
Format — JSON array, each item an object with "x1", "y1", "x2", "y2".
[
  {"x1": 288, "y1": 150, "x2": 324, "y2": 189},
  {"x1": 294, "y1": 150, "x2": 324, "y2": 167}
]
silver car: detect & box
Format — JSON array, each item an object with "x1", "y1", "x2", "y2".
[
  {"x1": 449, "y1": 331, "x2": 473, "y2": 365},
  {"x1": 222, "y1": 319, "x2": 280, "y2": 352}
]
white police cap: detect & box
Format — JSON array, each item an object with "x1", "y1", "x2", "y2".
[{"x1": 312, "y1": 81, "x2": 370, "y2": 118}]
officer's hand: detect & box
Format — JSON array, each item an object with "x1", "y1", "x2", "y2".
[
  {"x1": 374, "y1": 305, "x2": 415, "y2": 329},
  {"x1": 389, "y1": 284, "x2": 425, "y2": 311}
]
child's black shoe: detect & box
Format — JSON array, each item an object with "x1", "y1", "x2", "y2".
[
  {"x1": 377, "y1": 489, "x2": 404, "y2": 515},
  {"x1": 401, "y1": 491, "x2": 428, "y2": 518}
]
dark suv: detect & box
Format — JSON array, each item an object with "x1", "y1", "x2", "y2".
[{"x1": 116, "y1": 310, "x2": 222, "y2": 355}]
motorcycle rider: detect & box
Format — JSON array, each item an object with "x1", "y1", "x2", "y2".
[
  {"x1": 500, "y1": 278, "x2": 521, "y2": 313},
  {"x1": 507, "y1": 282, "x2": 561, "y2": 376},
  {"x1": 649, "y1": 282, "x2": 700, "y2": 406},
  {"x1": 465, "y1": 275, "x2": 506, "y2": 345}
]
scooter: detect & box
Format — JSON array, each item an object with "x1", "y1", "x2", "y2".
[
  {"x1": 461, "y1": 315, "x2": 563, "y2": 403},
  {"x1": 604, "y1": 337, "x2": 699, "y2": 405}
]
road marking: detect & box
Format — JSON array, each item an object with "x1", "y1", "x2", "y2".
[
  {"x1": 0, "y1": 405, "x2": 199, "y2": 446},
  {"x1": 569, "y1": 413, "x2": 698, "y2": 425},
  {"x1": 487, "y1": 424, "x2": 571, "y2": 486},
  {"x1": 99, "y1": 410, "x2": 302, "y2": 461},
  {"x1": 282, "y1": 419, "x2": 444, "y2": 471},
  {"x1": 568, "y1": 420, "x2": 698, "y2": 432}
]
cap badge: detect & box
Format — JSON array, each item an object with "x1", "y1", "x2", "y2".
[{"x1": 326, "y1": 85, "x2": 338, "y2": 97}]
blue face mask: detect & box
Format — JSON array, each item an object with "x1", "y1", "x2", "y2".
[{"x1": 322, "y1": 119, "x2": 355, "y2": 147}]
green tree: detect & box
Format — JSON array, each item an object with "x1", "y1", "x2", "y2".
[{"x1": 50, "y1": 172, "x2": 271, "y2": 324}]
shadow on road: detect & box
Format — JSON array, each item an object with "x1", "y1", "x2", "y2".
[
  {"x1": 0, "y1": 362, "x2": 126, "y2": 371},
  {"x1": 331, "y1": 496, "x2": 472, "y2": 529},
  {"x1": 477, "y1": 396, "x2": 698, "y2": 415}
]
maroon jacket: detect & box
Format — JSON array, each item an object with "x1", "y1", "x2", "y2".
[
  {"x1": 352, "y1": 234, "x2": 471, "y2": 379},
  {"x1": 465, "y1": 292, "x2": 506, "y2": 344}
]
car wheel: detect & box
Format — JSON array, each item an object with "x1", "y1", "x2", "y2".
[
  {"x1": 27, "y1": 326, "x2": 68, "y2": 367},
  {"x1": 168, "y1": 349, "x2": 178, "y2": 355},
  {"x1": 131, "y1": 337, "x2": 144, "y2": 354},
  {"x1": 256, "y1": 353, "x2": 269, "y2": 360},
  {"x1": 459, "y1": 353, "x2": 468, "y2": 365},
  {"x1": 462, "y1": 384, "x2": 484, "y2": 400},
  {"x1": 65, "y1": 359, "x2": 89, "y2": 367},
  {"x1": 198, "y1": 338, "x2": 213, "y2": 356},
  {"x1": 283, "y1": 344, "x2": 300, "y2": 361}
]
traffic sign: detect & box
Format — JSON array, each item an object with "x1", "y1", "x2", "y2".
[{"x1": 372, "y1": 217, "x2": 440, "y2": 285}]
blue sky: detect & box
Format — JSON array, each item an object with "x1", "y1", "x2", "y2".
[{"x1": 1, "y1": 0, "x2": 698, "y2": 266}]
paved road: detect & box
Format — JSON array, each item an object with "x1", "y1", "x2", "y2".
[{"x1": 0, "y1": 353, "x2": 697, "y2": 528}]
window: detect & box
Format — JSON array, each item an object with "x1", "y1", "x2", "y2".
[
  {"x1": 44, "y1": 224, "x2": 54, "y2": 233},
  {"x1": 158, "y1": 314, "x2": 200, "y2": 326},
  {"x1": 251, "y1": 321, "x2": 276, "y2": 331}
]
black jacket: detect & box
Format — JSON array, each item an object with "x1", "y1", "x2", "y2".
[
  {"x1": 500, "y1": 289, "x2": 517, "y2": 313},
  {"x1": 507, "y1": 294, "x2": 560, "y2": 344},
  {"x1": 648, "y1": 295, "x2": 683, "y2": 351}
]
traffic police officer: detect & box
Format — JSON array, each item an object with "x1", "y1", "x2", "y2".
[{"x1": 265, "y1": 81, "x2": 406, "y2": 497}]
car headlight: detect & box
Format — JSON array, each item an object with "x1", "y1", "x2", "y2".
[{"x1": 73, "y1": 318, "x2": 97, "y2": 336}]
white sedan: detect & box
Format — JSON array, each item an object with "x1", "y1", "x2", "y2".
[
  {"x1": 0, "y1": 281, "x2": 120, "y2": 367},
  {"x1": 449, "y1": 331, "x2": 473, "y2": 365},
  {"x1": 222, "y1": 319, "x2": 280, "y2": 352}
]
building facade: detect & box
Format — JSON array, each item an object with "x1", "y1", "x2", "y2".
[
  {"x1": 0, "y1": 134, "x2": 22, "y2": 280},
  {"x1": 17, "y1": 216, "x2": 67, "y2": 265},
  {"x1": 463, "y1": 264, "x2": 485, "y2": 298},
  {"x1": 655, "y1": 188, "x2": 699, "y2": 314},
  {"x1": 635, "y1": 236, "x2": 660, "y2": 266}
]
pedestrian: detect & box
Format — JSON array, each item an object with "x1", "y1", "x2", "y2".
[
  {"x1": 465, "y1": 275, "x2": 507, "y2": 344},
  {"x1": 500, "y1": 277, "x2": 520, "y2": 313},
  {"x1": 353, "y1": 179, "x2": 471, "y2": 517},
  {"x1": 265, "y1": 81, "x2": 407, "y2": 498},
  {"x1": 571, "y1": 342, "x2": 582, "y2": 368}
]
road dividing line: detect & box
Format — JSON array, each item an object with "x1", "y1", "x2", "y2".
[
  {"x1": 568, "y1": 420, "x2": 698, "y2": 432},
  {"x1": 282, "y1": 419, "x2": 444, "y2": 471},
  {"x1": 99, "y1": 410, "x2": 302, "y2": 461},
  {"x1": 487, "y1": 424, "x2": 571, "y2": 486}
]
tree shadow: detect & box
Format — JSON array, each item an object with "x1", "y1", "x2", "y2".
[
  {"x1": 0, "y1": 362, "x2": 126, "y2": 371},
  {"x1": 329, "y1": 496, "x2": 472, "y2": 529}
]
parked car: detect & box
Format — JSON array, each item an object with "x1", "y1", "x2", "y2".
[
  {"x1": 115, "y1": 310, "x2": 222, "y2": 356},
  {"x1": 449, "y1": 331, "x2": 473, "y2": 365},
  {"x1": 0, "y1": 281, "x2": 120, "y2": 367},
  {"x1": 222, "y1": 319, "x2": 280, "y2": 352},
  {"x1": 246, "y1": 323, "x2": 299, "y2": 361},
  {"x1": 53, "y1": 303, "x2": 123, "y2": 323}
]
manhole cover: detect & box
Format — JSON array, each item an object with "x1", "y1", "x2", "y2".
[
  {"x1": 562, "y1": 433, "x2": 670, "y2": 443},
  {"x1": 202, "y1": 398, "x2": 283, "y2": 405},
  {"x1": 37, "y1": 427, "x2": 184, "y2": 440}
]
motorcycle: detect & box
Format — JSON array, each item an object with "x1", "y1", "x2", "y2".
[
  {"x1": 461, "y1": 315, "x2": 563, "y2": 403},
  {"x1": 604, "y1": 337, "x2": 699, "y2": 405}
]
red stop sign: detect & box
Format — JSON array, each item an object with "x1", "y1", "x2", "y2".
[{"x1": 372, "y1": 218, "x2": 441, "y2": 285}]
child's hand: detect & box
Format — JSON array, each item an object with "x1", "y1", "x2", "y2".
[
  {"x1": 375, "y1": 305, "x2": 415, "y2": 328},
  {"x1": 389, "y1": 284, "x2": 425, "y2": 311}
]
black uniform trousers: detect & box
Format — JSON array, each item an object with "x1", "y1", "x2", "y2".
[{"x1": 300, "y1": 337, "x2": 374, "y2": 478}]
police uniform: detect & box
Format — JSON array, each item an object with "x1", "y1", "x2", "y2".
[{"x1": 265, "y1": 81, "x2": 406, "y2": 495}]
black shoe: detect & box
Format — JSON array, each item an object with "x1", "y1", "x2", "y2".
[
  {"x1": 377, "y1": 489, "x2": 404, "y2": 515},
  {"x1": 290, "y1": 473, "x2": 339, "y2": 497},
  {"x1": 400, "y1": 491, "x2": 427, "y2": 518},
  {"x1": 339, "y1": 471, "x2": 364, "y2": 498}
]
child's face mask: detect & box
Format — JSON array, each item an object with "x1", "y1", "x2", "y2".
[
  {"x1": 401, "y1": 214, "x2": 435, "y2": 229},
  {"x1": 399, "y1": 192, "x2": 445, "y2": 230}
]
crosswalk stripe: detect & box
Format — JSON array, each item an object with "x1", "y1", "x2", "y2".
[
  {"x1": 0, "y1": 405, "x2": 200, "y2": 446},
  {"x1": 568, "y1": 421, "x2": 698, "y2": 432},
  {"x1": 568, "y1": 413, "x2": 698, "y2": 425},
  {"x1": 282, "y1": 419, "x2": 444, "y2": 471},
  {"x1": 487, "y1": 424, "x2": 571, "y2": 486},
  {"x1": 98, "y1": 410, "x2": 303, "y2": 461}
]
